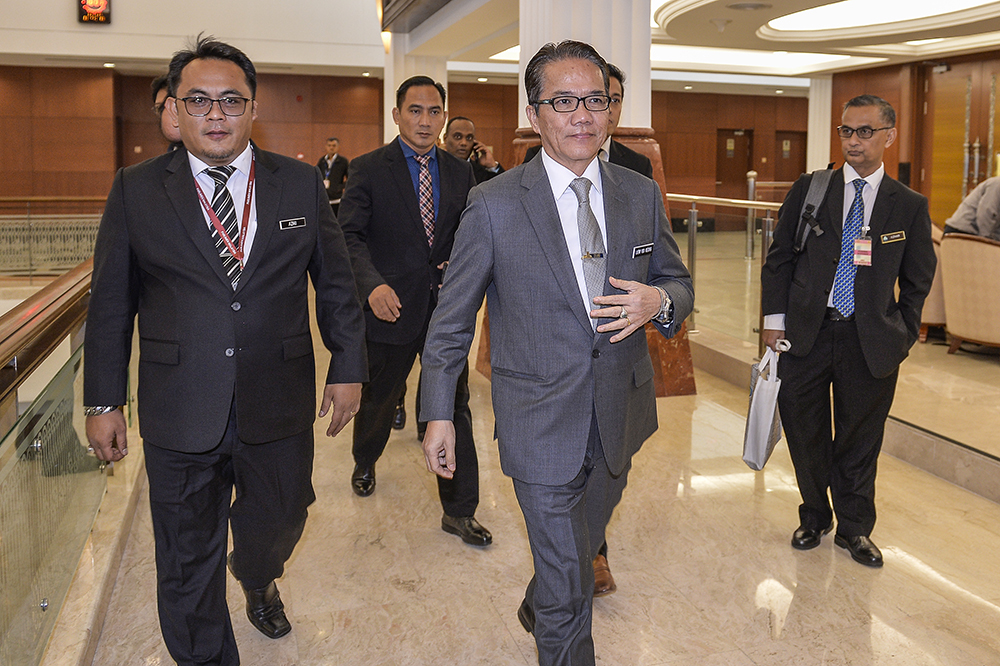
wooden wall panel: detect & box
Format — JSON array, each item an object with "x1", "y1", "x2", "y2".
[
  {"x1": 775, "y1": 97, "x2": 808, "y2": 132},
  {"x1": 0, "y1": 67, "x2": 31, "y2": 117},
  {"x1": 0, "y1": 117, "x2": 33, "y2": 172},
  {"x1": 447, "y1": 82, "x2": 521, "y2": 172}
]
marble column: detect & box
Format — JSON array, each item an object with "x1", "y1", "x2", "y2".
[
  {"x1": 807, "y1": 76, "x2": 833, "y2": 171},
  {"x1": 383, "y1": 31, "x2": 449, "y2": 144}
]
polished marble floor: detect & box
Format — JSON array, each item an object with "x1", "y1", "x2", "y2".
[{"x1": 92, "y1": 355, "x2": 1000, "y2": 665}]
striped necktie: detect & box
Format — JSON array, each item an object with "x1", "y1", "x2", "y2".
[
  {"x1": 205, "y1": 165, "x2": 242, "y2": 290},
  {"x1": 831, "y1": 178, "x2": 866, "y2": 316},
  {"x1": 414, "y1": 153, "x2": 434, "y2": 247}
]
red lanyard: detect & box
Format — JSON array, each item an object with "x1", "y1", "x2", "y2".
[{"x1": 194, "y1": 158, "x2": 256, "y2": 267}]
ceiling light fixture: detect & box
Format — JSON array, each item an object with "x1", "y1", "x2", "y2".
[
  {"x1": 478, "y1": 77, "x2": 488, "y2": 82},
  {"x1": 769, "y1": 0, "x2": 995, "y2": 31}
]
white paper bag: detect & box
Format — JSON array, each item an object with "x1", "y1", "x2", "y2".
[{"x1": 743, "y1": 344, "x2": 787, "y2": 470}]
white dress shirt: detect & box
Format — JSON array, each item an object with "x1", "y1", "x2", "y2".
[
  {"x1": 187, "y1": 143, "x2": 259, "y2": 263},
  {"x1": 539, "y1": 148, "x2": 607, "y2": 317}
]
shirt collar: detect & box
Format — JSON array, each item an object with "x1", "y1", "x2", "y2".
[
  {"x1": 843, "y1": 162, "x2": 884, "y2": 191},
  {"x1": 188, "y1": 142, "x2": 254, "y2": 177},
  {"x1": 540, "y1": 148, "x2": 603, "y2": 201},
  {"x1": 600, "y1": 136, "x2": 612, "y2": 159},
  {"x1": 398, "y1": 137, "x2": 436, "y2": 163}
]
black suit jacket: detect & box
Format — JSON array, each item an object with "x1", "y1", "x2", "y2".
[
  {"x1": 524, "y1": 140, "x2": 653, "y2": 179},
  {"x1": 84, "y1": 144, "x2": 367, "y2": 451},
  {"x1": 472, "y1": 160, "x2": 505, "y2": 184},
  {"x1": 761, "y1": 168, "x2": 936, "y2": 378},
  {"x1": 339, "y1": 138, "x2": 477, "y2": 345},
  {"x1": 317, "y1": 153, "x2": 350, "y2": 201}
]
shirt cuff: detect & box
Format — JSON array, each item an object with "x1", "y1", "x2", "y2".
[{"x1": 763, "y1": 314, "x2": 785, "y2": 331}]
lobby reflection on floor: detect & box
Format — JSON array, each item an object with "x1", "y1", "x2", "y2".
[{"x1": 92, "y1": 361, "x2": 1000, "y2": 665}]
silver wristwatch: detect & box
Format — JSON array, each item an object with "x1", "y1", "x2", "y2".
[
  {"x1": 84, "y1": 405, "x2": 118, "y2": 417},
  {"x1": 652, "y1": 286, "x2": 673, "y2": 324}
]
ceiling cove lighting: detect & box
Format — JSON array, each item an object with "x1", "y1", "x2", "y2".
[{"x1": 769, "y1": 0, "x2": 996, "y2": 31}]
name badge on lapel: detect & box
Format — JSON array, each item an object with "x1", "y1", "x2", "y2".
[
  {"x1": 880, "y1": 231, "x2": 905, "y2": 244},
  {"x1": 632, "y1": 242, "x2": 654, "y2": 258},
  {"x1": 279, "y1": 217, "x2": 306, "y2": 230}
]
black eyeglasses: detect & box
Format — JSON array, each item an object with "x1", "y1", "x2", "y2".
[
  {"x1": 177, "y1": 96, "x2": 252, "y2": 117},
  {"x1": 534, "y1": 95, "x2": 611, "y2": 113},
  {"x1": 837, "y1": 125, "x2": 891, "y2": 140}
]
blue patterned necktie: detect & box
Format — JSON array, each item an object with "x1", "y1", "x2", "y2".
[
  {"x1": 831, "y1": 178, "x2": 866, "y2": 316},
  {"x1": 205, "y1": 165, "x2": 241, "y2": 290}
]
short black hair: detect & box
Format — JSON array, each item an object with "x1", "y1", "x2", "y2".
[
  {"x1": 607, "y1": 63, "x2": 626, "y2": 97},
  {"x1": 843, "y1": 94, "x2": 896, "y2": 127},
  {"x1": 326, "y1": 137, "x2": 340, "y2": 143},
  {"x1": 150, "y1": 74, "x2": 169, "y2": 107},
  {"x1": 525, "y1": 40, "x2": 609, "y2": 111},
  {"x1": 395, "y1": 76, "x2": 446, "y2": 110},
  {"x1": 445, "y1": 116, "x2": 474, "y2": 134},
  {"x1": 167, "y1": 33, "x2": 257, "y2": 99}
]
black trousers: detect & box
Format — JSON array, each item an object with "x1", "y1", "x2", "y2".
[
  {"x1": 144, "y1": 399, "x2": 315, "y2": 666},
  {"x1": 777, "y1": 318, "x2": 898, "y2": 537},
  {"x1": 352, "y1": 336, "x2": 479, "y2": 517}
]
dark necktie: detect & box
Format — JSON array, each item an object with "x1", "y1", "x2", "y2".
[
  {"x1": 414, "y1": 154, "x2": 434, "y2": 247},
  {"x1": 205, "y1": 165, "x2": 242, "y2": 290},
  {"x1": 569, "y1": 177, "x2": 606, "y2": 329},
  {"x1": 832, "y1": 178, "x2": 866, "y2": 316}
]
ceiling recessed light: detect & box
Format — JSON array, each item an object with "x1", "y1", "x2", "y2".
[
  {"x1": 775, "y1": 89, "x2": 784, "y2": 94},
  {"x1": 103, "y1": 62, "x2": 115, "y2": 68},
  {"x1": 362, "y1": 72, "x2": 370, "y2": 77},
  {"x1": 478, "y1": 77, "x2": 488, "y2": 82},
  {"x1": 684, "y1": 85, "x2": 693, "y2": 90}
]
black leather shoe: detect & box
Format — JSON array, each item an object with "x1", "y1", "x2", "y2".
[
  {"x1": 791, "y1": 522, "x2": 833, "y2": 550},
  {"x1": 228, "y1": 554, "x2": 291, "y2": 639},
  {"x1": 441, "y1": 514, "x2": 492, "y2": 547},
  {"x1": 835, "y1": 534, "x2": 884, "y2": 568},
  {"x1": 351, "y1": 464, "x2": 375, "y2": 497},
  {"x1": 517, "y1": 598, "x2": 535, "y2": 634},
  {"x1": 392, "y1": 403, "x2": 406, "y2": 430}
]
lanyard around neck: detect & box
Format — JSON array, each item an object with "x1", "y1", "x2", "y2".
[{"x1": 194, "y1": 157, "x2": 256, "y2": 266}]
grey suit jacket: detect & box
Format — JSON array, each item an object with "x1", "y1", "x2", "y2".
[{"x1": 421, "y1": 155, "x2": 693, "y2": 485}]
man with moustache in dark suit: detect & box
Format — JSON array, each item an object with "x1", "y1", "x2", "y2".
[
  {"x1": 761, "y1": 94, "x2": 935, "y2": 568},
  {"x1": 85, "y1": 36, "x2": 366, "y2": 664},
  {"x1": 338, "y1": 75, "x2": 491, "y2": 547},
  {"x1": 316, "y1": 137, "x2": 349, "y2": 215}
]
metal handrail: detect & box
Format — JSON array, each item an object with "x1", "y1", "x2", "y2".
[
  {"x1": 665, "y1": 193, "x2": 782, "y2": 212},
  {"x1": 0, "y1": 259, "x2": 93, "y2": 409}
]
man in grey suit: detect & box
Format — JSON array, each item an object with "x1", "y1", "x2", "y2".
[{"x1": 419, "y1": 41, "x2": 693, "y2": 665}]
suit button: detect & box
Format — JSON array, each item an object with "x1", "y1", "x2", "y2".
[
  {"x1": 231, "y1": 302, "x2": 241, "y2": 311},
  {"x1": 225, "y1": 348, "x2": 235, "y2": 357},
  {"x1": 592, "y1": 349, "x2": 600, "y2": 358}
]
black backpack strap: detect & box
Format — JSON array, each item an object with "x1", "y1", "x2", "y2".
[{"x1": 793, "y1": 164, "x2": 835, "y2": 254}]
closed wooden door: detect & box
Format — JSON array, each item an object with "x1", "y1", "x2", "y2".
[{"x1": 716, "y1": 130, "x2": 752, "y2": 230}]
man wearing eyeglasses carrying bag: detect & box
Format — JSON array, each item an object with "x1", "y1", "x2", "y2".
[
  {"x1": 761, "y1": 95, "x2": 935, "y2": 569},
  {"x1": 84, "y1": 36, "x2": 366, "y2": 664}
]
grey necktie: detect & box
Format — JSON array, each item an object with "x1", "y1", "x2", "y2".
[{"x1": 569, "y1": 177, "x2": 606, "y2": 328}]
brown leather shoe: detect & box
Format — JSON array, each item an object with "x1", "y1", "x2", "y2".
[{"x1": 593, "y1": 553, "x2": 617, "y2": 597}]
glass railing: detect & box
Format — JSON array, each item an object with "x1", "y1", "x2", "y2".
[
  {"x1": 0, "y1": 346, "x2": 107, "y2": 666},
  {"x1": 0, "y1": 259, "x2": 108, "y2": 665}
]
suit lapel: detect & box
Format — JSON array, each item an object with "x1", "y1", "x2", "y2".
[
  {"x1": 164, "y1": 149, "x2": 235, "y2": 289},
  {"x1": 236, "y1": 145, "x2": 280, "y2": 293},
  {"x1": 387, "y1": 140, "x2": 424, "y2": 234},
  {"x1": 867, "y1": 175, "x2": 899, "y2": 240},
  {"x1": 601, "y1": 162, "x2": 626, "y2": 295},
  {"x1": 519, "y1": 160, "x2": 594, "y2": 334}
]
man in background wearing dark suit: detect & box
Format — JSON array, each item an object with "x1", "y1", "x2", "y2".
[
  {"x1": 85, "y1": 37, "x2": 366, "y2": 664},
  {"x1": 761, "y1": 94, "x2": 935, "y2": 568},
  {"x1": 339, "y1": 76, "x2": 491, "y2": 547},
  {"x1": 150, "y1": 74, "x2": 183, "y2": 150},
  {"x1": 443, "y1": 116, "x2": 505, "y2": 184},
  {"x1": 317, "y1": 137, "x2": 350, "y2": 215}
]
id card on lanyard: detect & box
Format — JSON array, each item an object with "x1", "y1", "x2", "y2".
[
  {"x1": 194, "y1": 158, "x2": 256, "y2": 267},
  {"x1": 854, "y1": 222, "x2": 872, "y2": 267}
]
